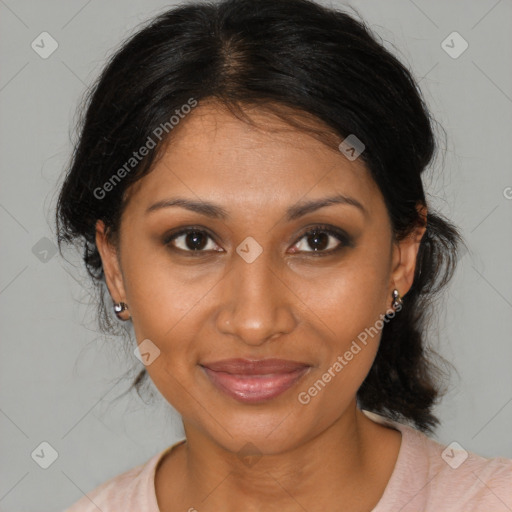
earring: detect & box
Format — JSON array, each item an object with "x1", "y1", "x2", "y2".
[
  {"x1": 113, "y1": 301, "x2": 129, "y2": 320},
  {"x1": 391, "y1": 289, "x2": 403, "y2": 310}
]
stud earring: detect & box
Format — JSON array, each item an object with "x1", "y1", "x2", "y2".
[
  {"x1": 113, "y1": 301, "x2": 129, "y2": 320},
  {"x1": 391, "y1": 289, "x2": 403, "y2": 310}
]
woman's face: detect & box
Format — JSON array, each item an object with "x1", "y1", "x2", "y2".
[{"x1": 97, "y1": 103, "x2": 421, "y2": 455}]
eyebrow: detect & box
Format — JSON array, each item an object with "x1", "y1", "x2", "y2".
[{"x1": 145, "y1": 194, "x2": 367, "y2": 221}]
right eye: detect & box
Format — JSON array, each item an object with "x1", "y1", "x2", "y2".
[{"x1": 163, "y1": 228, "x2": 223, "y2": 254}]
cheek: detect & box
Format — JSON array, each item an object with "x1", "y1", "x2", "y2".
[
  {"x1": 121, "y1": 238, "x2": 213, "y2": 339},
  {"x1": 121, "y1": 249, "x2": 220, "y2": 407},
  {"x1": 294, "y1": 249, "x2": 391, "y2": 390},
  {"x1": 294, "y1": 246, "x2": 391, "y2": 339},
  {"x1": 294, "y1": 292, "x2": 387, "y2": 422}
]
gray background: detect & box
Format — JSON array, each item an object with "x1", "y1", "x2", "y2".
[{"x1": 1, "y1": 0, "x2": 511, "y2": 510}]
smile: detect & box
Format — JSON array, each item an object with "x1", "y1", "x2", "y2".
[{"x1": 200, "y1": 358, "x2": 311, "y2": 403}]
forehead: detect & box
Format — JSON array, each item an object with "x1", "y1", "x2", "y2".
[{"x1": 123, "y1": 103, "x2": 383, "y2": 217}]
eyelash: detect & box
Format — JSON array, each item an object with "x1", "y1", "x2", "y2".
[{"x1": 163, "y1": 224, "x2": 352, "y2": 257}]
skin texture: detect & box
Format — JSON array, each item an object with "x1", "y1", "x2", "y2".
[{"x1": 96, "y1": 102, "x2": 426, "y2": 511}]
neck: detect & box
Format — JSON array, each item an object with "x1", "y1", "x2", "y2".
[{"x1": 157, "y1": 404, "x2": 402, "y2": 512}]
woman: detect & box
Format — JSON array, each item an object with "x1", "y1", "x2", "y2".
[{"x1": 57, "y1": 0, "x2": 512, "y2": 510}]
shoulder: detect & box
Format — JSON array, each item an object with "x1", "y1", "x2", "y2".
[
  {"x1": 398, "y1": 423, "x2": 512, "y2": 510},
  {"x1": 363, "y1": 410, "x2": 512, "y2": 512},
  {"x1": 62, "y1": 443, "x2": 181, "y2": 512},
  {"x1": 420, "y1": 436, "x2": 512, "y2": 510}
]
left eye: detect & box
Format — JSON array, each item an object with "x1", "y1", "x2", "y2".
[{"x1": 291, "y1": 226, "x2": 348, "y2": 254}]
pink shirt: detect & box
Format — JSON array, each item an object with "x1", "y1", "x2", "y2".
[{"x1": 64, "y1": 410, "x2": 512, "y2": 511}]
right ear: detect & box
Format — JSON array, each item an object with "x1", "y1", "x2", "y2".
[{"x1": 95, "y1": 220, "x2": 127, "y2": 306}]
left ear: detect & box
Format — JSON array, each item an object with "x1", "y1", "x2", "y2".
[{"x1": 389, "y1": 203, "x2": 427, "y2": 300}]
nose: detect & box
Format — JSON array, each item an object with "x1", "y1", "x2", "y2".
[{"x1": 215, "y1": 245, "x2": 297, "y2": 347}]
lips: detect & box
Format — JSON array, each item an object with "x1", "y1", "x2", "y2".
[
  {"x1": 200, "y1": 358, "x2": 311, "y2": 403},
  {"x1": 202, "y1": 358, "x2": 310, "y2": 374}
]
